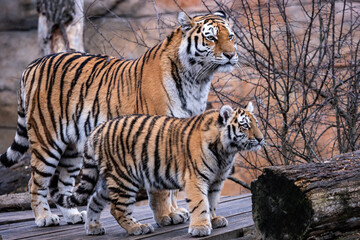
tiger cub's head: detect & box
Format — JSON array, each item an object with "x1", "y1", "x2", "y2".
[
  {"x1": 218, "y1": 102, "x2": 265, "y2": 152},
  {"x1": 178, "y1": 11, "x2": 238, "y2": 73}
]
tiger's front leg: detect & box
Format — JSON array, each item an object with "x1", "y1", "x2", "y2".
[
  {"x1": 208, "y1": 180, "x2": 228, "y2": 229},
  {"x1": 149, "y1": 190, "x2": 189, "y2": 226},
  {"x1": 184, "y1": 180, "x2": 212, "y2": 237}
]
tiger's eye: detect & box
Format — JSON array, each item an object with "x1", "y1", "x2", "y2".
[
  {"x1": 207, "y1": 36, "x2": 217, "y2": 42},
  {"x1": 229, "y1": 34, "x2": 234, "y2": 40}
]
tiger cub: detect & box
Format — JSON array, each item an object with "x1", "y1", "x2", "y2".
[{"x1": 51, "y1": 103, "x2": 264, "y2": 236}]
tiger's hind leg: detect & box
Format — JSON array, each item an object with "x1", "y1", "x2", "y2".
[
  {"x1": 149, "y1": 190, "x2": 189, "y2": 226},
  {"x1": 55, "y1": 145, "x2": 86, "y2": 224},
  {"x1": 85, "y1": 181, "x2": 110, "y2": 235},
  {"x1": 28, "y1": 142, "x2": 65, "y2": 227},
  {"x1": 109, "y1": 187, "x2": 154, "y2": 235}
]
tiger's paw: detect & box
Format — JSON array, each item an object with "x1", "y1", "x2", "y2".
[
  {"x1": 35, "y1": 213, "x2": 60, "y2": 227},
  {"x1": 65, "y1": 210, "x2": 87, "y2": 224},
  {"x1": 211, "y1": 216, "x2": 228, "y2": 229},
  {"x1": 128, "y1": 223, "x2": 154, "y2": 235},
  {"x1": 188, "y1": 224, "x2": 212, "y2": 237},
  {"x1": 156, "y1": 208, "x2": 189, "y2": 226},
  {"x1": 86, "y1": 222, "x2": 105, "y2": 235}
]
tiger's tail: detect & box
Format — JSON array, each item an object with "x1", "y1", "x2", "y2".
[
  {"x1": 0, "y1": 73, "x2": 29, "y2": 167},
  {"x1": 50, "y1": 140, "x2": 99, "y2": 208}
]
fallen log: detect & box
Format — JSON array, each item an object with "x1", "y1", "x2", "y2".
[{"x1": 251, "y1": 151, "x2": 360, "y2": 240}]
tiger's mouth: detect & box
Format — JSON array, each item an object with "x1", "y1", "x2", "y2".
[{"x1": 236, "y1": 139, "x2": 265, "y2": 152}]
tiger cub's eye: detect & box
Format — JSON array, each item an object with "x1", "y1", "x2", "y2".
[
  {"x1": 229, "y1": 34, "x2": 234, "y2": 40},
  {"x1": 207, "y1": 36, "x2": 217, "y2": 42}
]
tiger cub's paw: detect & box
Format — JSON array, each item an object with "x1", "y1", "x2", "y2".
[
  {"x1": 65, "y1": 210, "x2": 87, "y2": 224},
  {"x1": 35, "y1": 213, "x2": 60, "y2": 227},
  {"x1": 86, "y1": 222, "x2": 105, "y2": 235},
  {"x1": 172, "y1": 207, "x2": 190, "y2": 224},
  {"x1": 128, "y1": 223, "x2": 154, "y2": 235},
  {"x1": 188, "y1": 224, "x2": 211, "y2": 237},
  {"x1": 211, "y1": 216, "x2": 228, "y2": 229},
  {"x1": 157, "y1": 208, "x2": 189, "y2": 226}
]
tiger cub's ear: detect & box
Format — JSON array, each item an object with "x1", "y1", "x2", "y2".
[
  {"x1": 218, "y1": 105, "x2": 233, "y2": 126},
  {"x1": 178, "y1": 12, "x2": 194, "y2": 32},
  {"x1": 214, "y1": 10, "x2": 227, "y2": 19},
  {"x1": 245, "y1": 102, "x2": 254, "y2": 113}
]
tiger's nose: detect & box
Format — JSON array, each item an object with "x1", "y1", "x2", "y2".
[
  {"x1": 223, "y1": 52, "x2": 235, "y2": 59},
  {"x1": 255, "y1": 137, "x2": 264, "y2": 143}
]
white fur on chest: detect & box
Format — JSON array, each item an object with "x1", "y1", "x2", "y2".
[{"x1": 163, "y1": 73, "x2": 210, "y2": 117}]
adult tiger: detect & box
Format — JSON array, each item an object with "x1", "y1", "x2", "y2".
[
  {"x1": 0, "y1": 11, "x2": 238, "y2": 227},
  {"x1": 51, "y1": 103, "x2": 264, "y2": 236}
]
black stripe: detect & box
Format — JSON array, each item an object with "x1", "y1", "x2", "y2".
[
  {"x1": 59, "y1": 179, "x2": 73, "y2": 187},
  {"x1": 114, "y1": 200, "x2": 136, "y2": 207},
  {"x1": 162, "y1": 31, "x2": 176, "y2": 50},
  {"x1": 83, "y1": 162, "x2": 98, "y2": 168},
  {"x1": 67, "y1": 167, "x2": 81, "y2": 173},
  {"x1": 130, "y1": 116, "x2": 152, "y2": 175},
  {"x1": 186, "y1": 35, "x2": 192, "y2": 54},
  {"x1": 81, "y1": 174, "x2": 98, "y2": 186},
  {"x1": 10, "y1": 141, "x2": 28, "y2": 154},
  {"x1": 200, "y1": 210, "x2": 207, "y2": 215},
  {"x1": 190, "y1": 199, "x2": 203, "y2": 213},
  {"x1": 195, "y1": 166, "x2": 210, "y2": 182},
  {"x1": 31, "y1": 166, "x2": 53, "y2": 178},
  {"x1": 153, "y1": 118, "x2": 164, "y2": 184},
  {"x1": 152, "y1": 42, "x2": 163, "y2": 60},
  {"x1": 32, "y1": 148, "x2": 58, "y2": 168},
  {"x1": 141, "y1": 116, "x2": 161, "y2": 184},
  {"x1": 76, "y1": 185, "x2": 93, "y2": 195},
  {"x1": 208, "y1": 189, "x2": 221, "y2": 193},
  {"x1": 227, "y1": 125, "x2": 231, "y2": 140},
  {"x1": 169, "y1": 58, "x2": 192, "y2": 116},
  {"x1": 92, "y1": 196, "x2": 104, "y2": 208},
  {"x1": 125, "y1": 115, "x2": 143, "y2": 154},
  {"x1": 194, "y1": 36, "x2": 207, "y2": 53},
  {"x1": 0, "y1": 152, "x2": 13, "y2": 167},
  {"x1": 85, "y1": 58, "x2": 107, "y2": 96},
  {"x1": 17, "y1": 111, "x2": 25, "y2": 118},
  {"x1": 106, "y1": 173, "x2": 139, "y2": 193},
  {"x1": 119, "y1": 61, "x2": 131, "y2": 93},
  {"x1": 88, "y1": 205, "x2": 100, "y2": 213}
]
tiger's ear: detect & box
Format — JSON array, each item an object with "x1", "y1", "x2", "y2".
[
  {"x1": 178, "y1": 12, "x2": 194, "y2": 32},
  {"x1": 245, "y1": 102, "x2": 254, "y2": 113},
  {"x1": 219, "y1": 105, "x2": 233, "y2": 125},
  {"x1": 214, "y1": 10, "x2": 226, "y2": 19}
]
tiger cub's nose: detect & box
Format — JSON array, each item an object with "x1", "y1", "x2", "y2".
[{"x1": 223, "y1": 52, "x2": 235, "y2": 59}]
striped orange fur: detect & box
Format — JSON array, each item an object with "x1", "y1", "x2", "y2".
[
  {"x1": 51, "y1": 103, "x2": 264, "y2": 236},
  {"x1": 0, "y1": 10, "x2": 238, "y2": 227}
]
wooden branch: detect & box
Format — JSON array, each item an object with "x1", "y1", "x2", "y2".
[
  {"x1": 251, "y1": 151, "x2": 360, "y2": 240},
  {"x1": 228, "y1": 176, "x2": 250, "y2": 190}
]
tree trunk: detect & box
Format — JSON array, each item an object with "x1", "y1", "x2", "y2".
[
  {"x1": 37, "y1": 0, "x2": 84, "y2": 55},
  {"x1": 251, "y1": 151, "x2": 360, "y2": 240}
]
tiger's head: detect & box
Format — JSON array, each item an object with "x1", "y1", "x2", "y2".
[
  {"x1": 177, "y1": 11, "x2": 238, "y2": 74},
  {"x1": 218, "y1": 102, "x2": 265, "y2": 153}
]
